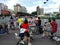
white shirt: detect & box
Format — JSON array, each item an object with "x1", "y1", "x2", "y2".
[{"x1": 20, "y1": 28, "x2": 25, "y2": 33}]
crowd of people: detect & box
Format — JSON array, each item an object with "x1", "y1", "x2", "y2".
[
  {"x1": 0, "y1": 16, "x2": 16, "y2": 34},
  {"x1": 43, "y1": 18, "x2": 58, "y2": 39},
  {"x1": 16, "y1": 16, "x2": 58, "y2": 45},
  {"x1": 0, "y1": 16, "x2": 58, "y2": 45}
]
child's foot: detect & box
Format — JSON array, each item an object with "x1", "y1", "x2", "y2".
[
  {"x1": 20, "y1": 41, "x2": 24, "y2": 44},
  {"x1": 28, "y1": 43, "x2": 32, "y2": 45}
]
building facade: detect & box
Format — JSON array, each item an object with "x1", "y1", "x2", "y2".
[
  {"x1": 40, "y1": 8, "x2": 44, "y2": 15},
  {"x1": 14, "y1": 4, "x2": 27, "y2": 13},
  {"x1": 36, "y1": 6, "x2": 40, "y2": 15},
  {"x1": 36, "y1": 6, "x2": 44, "y2": 15},
  {"x1": 1, "y1": 9, "x2": 10, "y2": 15},
  {"x1": 21, "y1": 6, "x2": 27, "y2": 13},
  {"x1": 14, "y1": 4, "x2": 21, "y2": 13},
  {"x1": 59, "y1": 5, "x2": 60, "y2": 12},
  {"x1": 0, "y1": 3, "x2": 8, "y2": 14}
]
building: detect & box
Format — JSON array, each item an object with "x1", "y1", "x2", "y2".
[
  {"x1": 14, "y1": 4, "x2": 27, "y2": 13},
  {"x1": 1, "y1": 9, "x2": 10, "y2": 15},
  {"x1": 36, "y1": 6, "x2": 40, "y2": 15},
  {"x1": 14, "y1": 4, "x2": 21, "y2": 13},
  {"x1": 36, "y1": 6, "x2": 44, "y2": 15},
  {"x1": 40, "y1": 8, "x2": 44, "y2": 15},
  {"x1": 0, "y1": 3, "x2": 8, "y2": 14},
  {"x1": 59, "y1": 5, "x2": 60, "y2": 12},
  {"x1": 21, "y1": 6, "x2": 27, "y2": 13},
  {"x1": 8, "y1": 9, "x2": 14, "y2": 15}
]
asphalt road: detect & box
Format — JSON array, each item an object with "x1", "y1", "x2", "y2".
[
  {"x1": 0, "y1": 30, "x2": 17, "y2": 45},
  {"x1": 0, "y1": 28, "x2": 60, "y2": 45},
  {"x1": 0, "y1": 17, "x2": 60, "y2": 45}
]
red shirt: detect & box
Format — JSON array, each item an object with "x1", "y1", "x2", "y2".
[
  {"x1": 22, "y1": 23, "x2": 29, "y2": 32},
  {"x1": 51, "y1": 21, "x2": 57, "y2": 32},
  {"x1": 37, "y1": 19, "x2": 41, "y2": 26}
]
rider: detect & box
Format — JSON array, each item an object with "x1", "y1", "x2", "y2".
[
  {"x1": 21, "y1": 19, "x2": 32, "y2": 45},
  {"x1": 19, "y1": 25, "x2": 25, "y2": 44}
]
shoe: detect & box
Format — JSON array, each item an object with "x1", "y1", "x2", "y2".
[
  {"x1": 28, "y1": 43, "x2": 32, "y2": 45},
  {"x1": 20, "y1": 41, "x2": 24, "y2": 44}
]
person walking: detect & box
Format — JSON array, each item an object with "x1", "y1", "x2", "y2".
[
  {"x1": 43, "y1": 19, "x2": 52, "y2": 37},
  {"x1": 17, "y1": 16, "x2": 23, "y2": 28},
  {"x1": 50, "y1": 19, "x2": 58, "y2": 39},
  {"x1": 37, "y1": 17, "x2": 42, "y2": 34}
]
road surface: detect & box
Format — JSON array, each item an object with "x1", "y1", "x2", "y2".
[{"x1": 0, "y1": 28, "x2": 60, "y2": 45}]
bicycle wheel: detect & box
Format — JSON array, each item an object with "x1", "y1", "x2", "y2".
[{"x1": 17, "y1": 42, "x2": 24, "y2": 45}]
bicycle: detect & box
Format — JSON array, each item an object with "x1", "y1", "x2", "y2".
[{"x1": 15, "y1": 33, "x2": 28, "y2": 45}]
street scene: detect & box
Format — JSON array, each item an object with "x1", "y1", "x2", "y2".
[{"x1": 0, "y1": 0, "x2": 60, "y2": 45}]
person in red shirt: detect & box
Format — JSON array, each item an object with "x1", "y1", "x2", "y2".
[
  {"x1": 22, "y1": 19, "x2": 29, "y2": 32},
  {"x1": 51, "y1": 19, "x2": 57, "y2": 33},
  {"x1": 50, "y1": 19, "x2": 58, "y2": 39},
  {"x1": 21, "y1": 19, "x2": 32, "y2": 45}
]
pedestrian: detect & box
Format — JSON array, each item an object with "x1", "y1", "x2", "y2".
[
  {"x1": 0, "y1": 23, "x2": 3, "y2": 33},
  {"x1": 9, "y1": 16, "x2": 14, "y2": 29},
  {"x1": 4, "y1": 23, "x2": 9, "y2": 34},
  {"x1": 17, "y1": 16, "x2": 23, "y2": 28},
  {"x1": 50, "y1": 19, "x2": 58, "y2": 39},
  {"x1": 37, "y1": 17, "x2": 42, "y2": 34},
  {"x1": 43, "y1": 22, "x2": 47, "y2": 37},
  {"x1": 43, "y1": 19, "x2": 52, "y2": 37},
  {"x1": 1, "y1": 23, "x2": 5, "y2": 32},
  {"x1": 28, "y1": 17, "x2": 35, "y2": 26}
]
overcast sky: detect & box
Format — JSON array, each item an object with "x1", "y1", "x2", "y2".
[{"x1": 0, "y1": 0, "x2": 60, "y2": 13}]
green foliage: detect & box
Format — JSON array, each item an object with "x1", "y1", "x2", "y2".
[
  {"x1": 31, "y1": 11, "x2": 37, "y2": 15},
  {"x1": 0, "y1": 14, "x2": 11, "y2": 17},
  {"x1": 41, "y1": 16, "x2": 60, "y2": 19},
  {"x1": 57, "y1": 13, "x2": 60, "y2": 15},
  {"x1": 16, "y1": 12, "x2": 32, "y2": 16},
  {"x1": 0, "y1": 14, "x2": 3, "y2": 17}
]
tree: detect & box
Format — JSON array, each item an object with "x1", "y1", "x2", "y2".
[
  {"x1": 16, "y1": 12, "x2": 32, "y2": 16},
  {"x1": 56, "y1": 13, "x2": 60, "y2": 18},
  {"x1": 31, "y1": 11, "x2": 37, "y2": 15}
]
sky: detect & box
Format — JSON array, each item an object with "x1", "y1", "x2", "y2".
[{"x1": 0, "y1": 0, "x2": 60, "y2": 13}]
